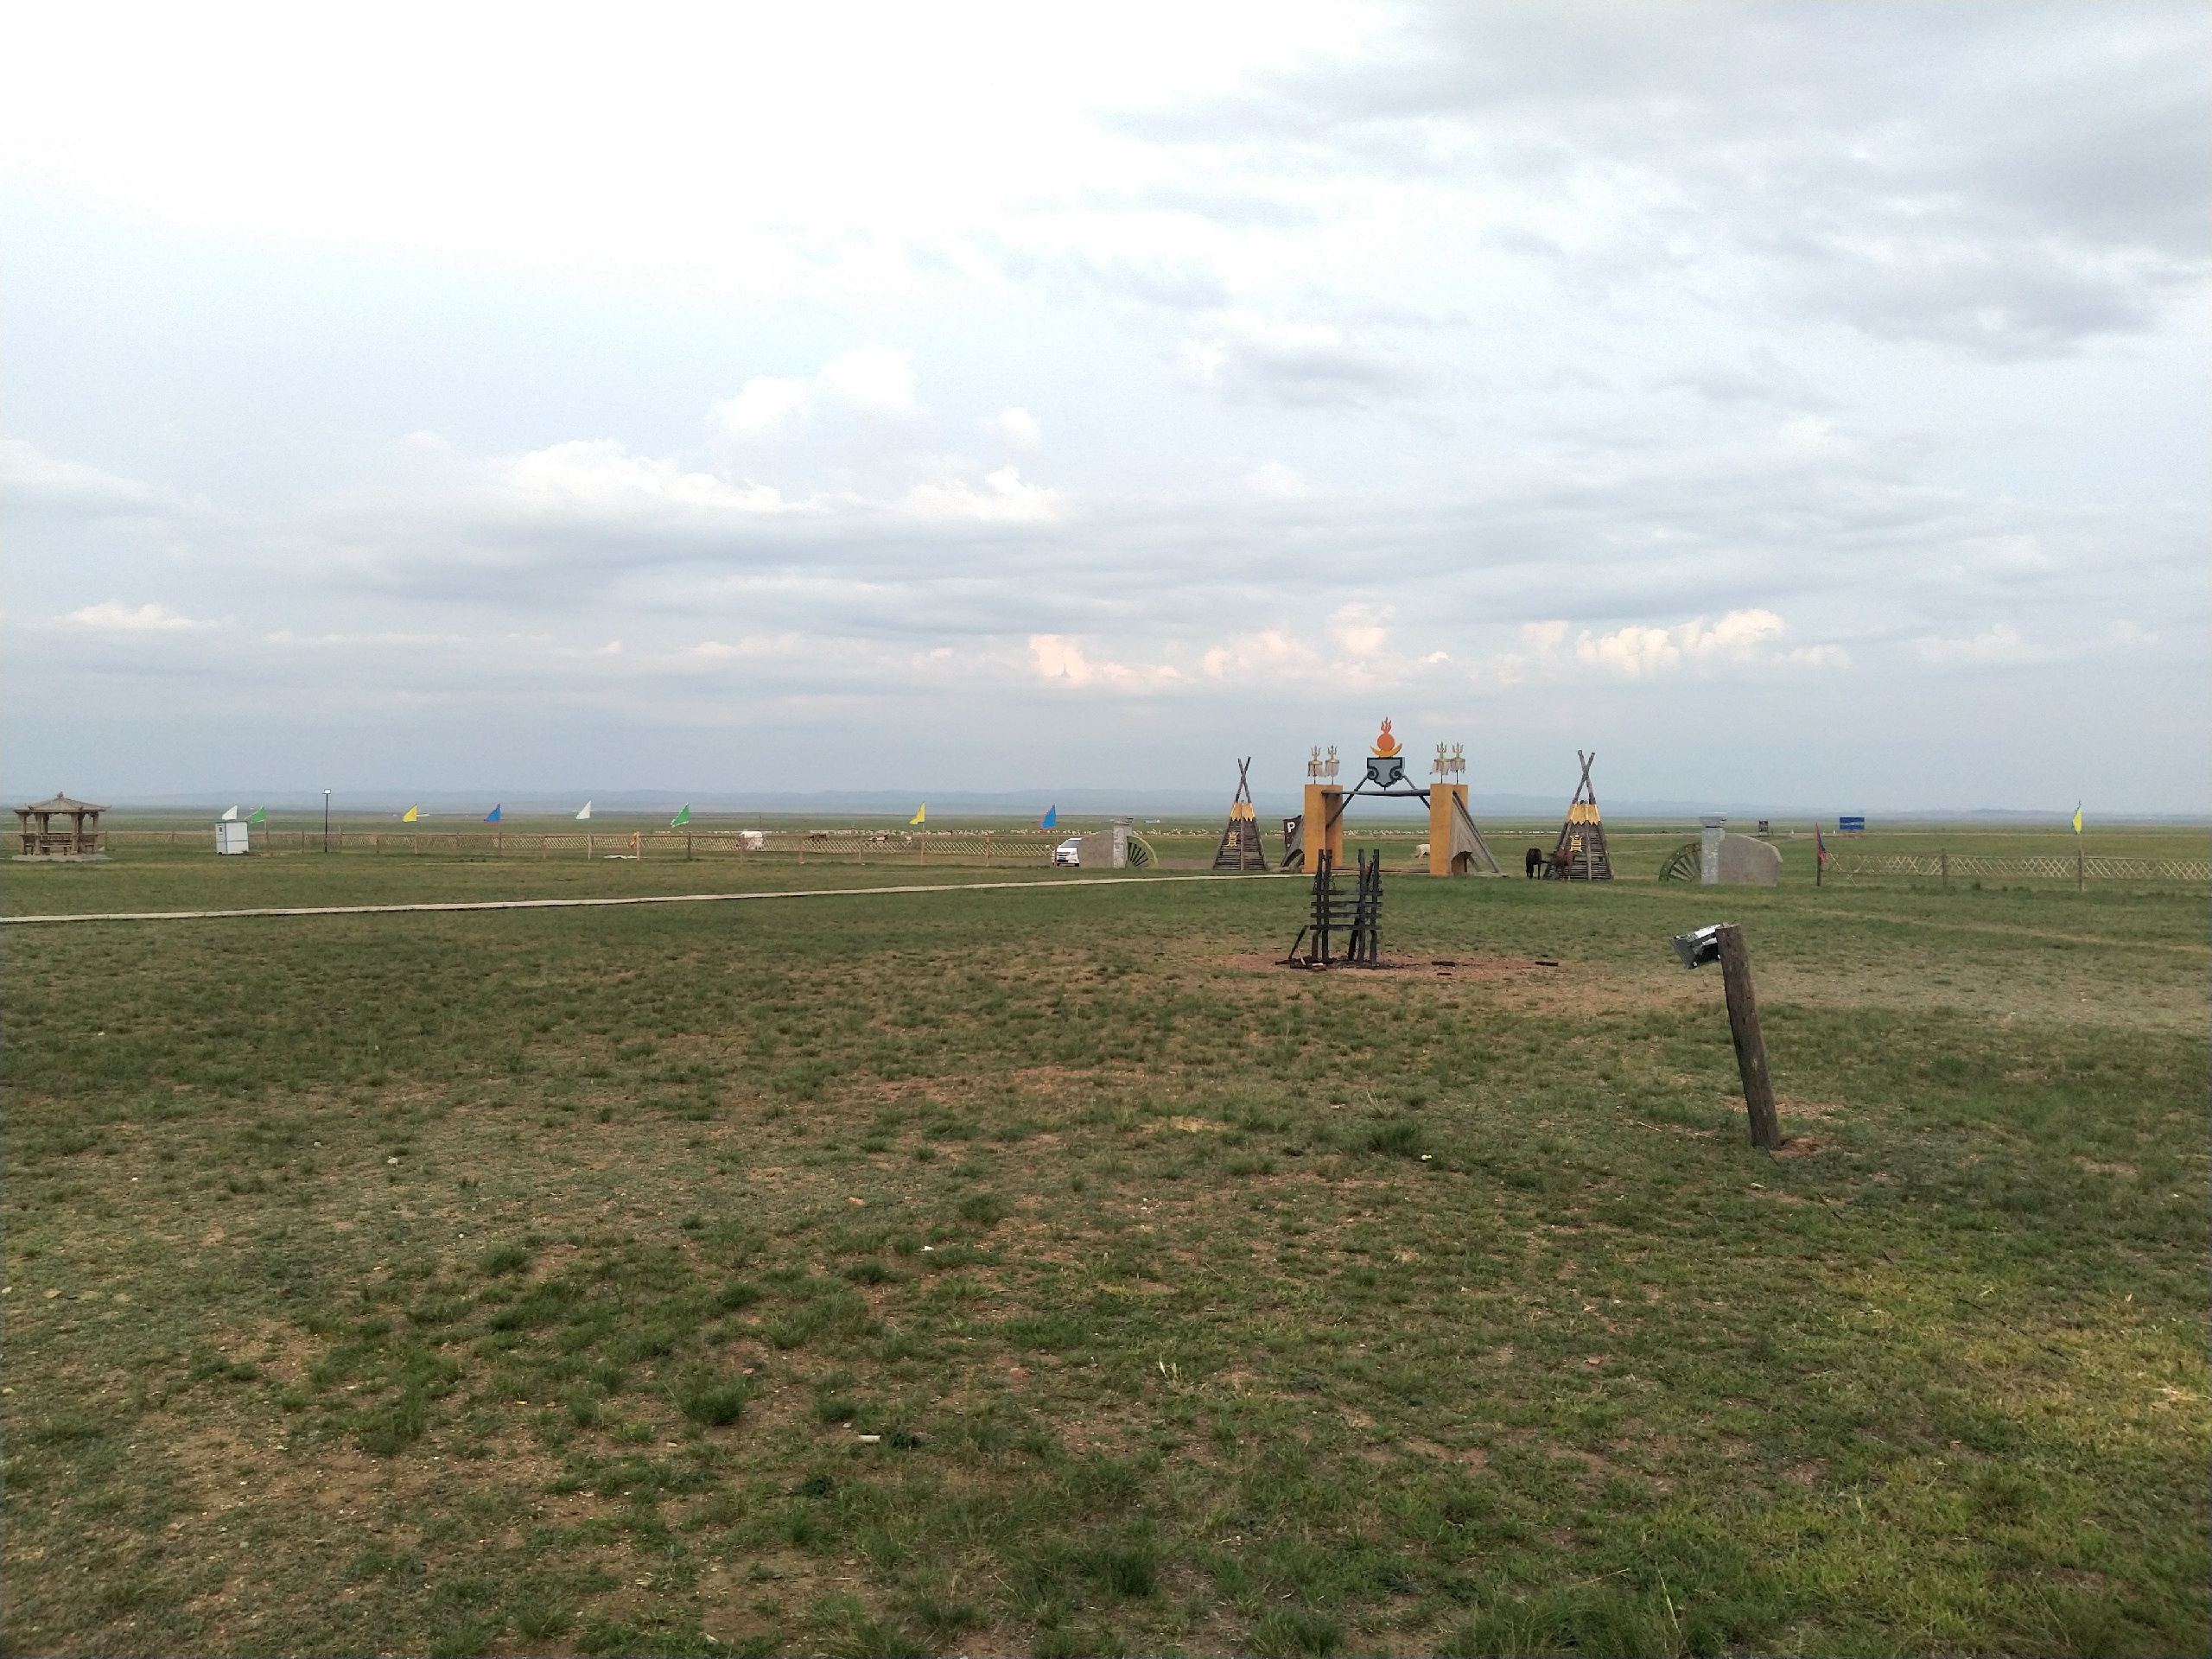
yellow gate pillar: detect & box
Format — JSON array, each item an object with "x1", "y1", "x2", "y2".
[
  {"x1": 1302, "y1": 784, "x2": 1344, "y2": 873},
  {"x1": 1429, "y1": 783, "x2": 1466, "y2": 875}
]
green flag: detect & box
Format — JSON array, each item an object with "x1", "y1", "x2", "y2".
[
  {"x1": 671, "y1": 804, "x2": 691, "y2": 828},
  {"x1": 248, "y1": 807, "x2": 267, "y2": 823}
]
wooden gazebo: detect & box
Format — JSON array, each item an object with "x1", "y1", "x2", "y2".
[{"x1": 15, "y1": 794, "x2": 109, "y2": 861}]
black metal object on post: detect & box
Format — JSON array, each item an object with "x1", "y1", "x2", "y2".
[{"x1": 1670, "y1": 924, "x2": 1723, "y2": 969}]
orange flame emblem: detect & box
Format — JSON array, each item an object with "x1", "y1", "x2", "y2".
[{"x1": 1370, "y1": 718, "x2": 1402, "y2": 758}]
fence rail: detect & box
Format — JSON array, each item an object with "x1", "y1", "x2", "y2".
[
  {"x1": 106, "y1": 828, "x2": 1068, "y2": 865},
  {"x1": 1827, "y1": 852, "x2": 2209, "y2": 884}
]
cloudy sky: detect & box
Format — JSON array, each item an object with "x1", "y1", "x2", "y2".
[{"x1": 4, "y1": 3, "x2": 2206, "y2": 812}]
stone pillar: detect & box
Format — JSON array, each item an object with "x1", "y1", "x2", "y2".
[
  {"x1": 1303, "y1": 784, "x2": 1344, "y2": 874},
  {"x1": 1429, "y1": 784, "x2": 1465, "y2": 875},
  {"x1": 1700, "y1": 817, "x2": 1726, "y2": 886}
]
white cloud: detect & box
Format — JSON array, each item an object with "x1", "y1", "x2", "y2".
[
  {"x1": 67, "y1": 600, "x2": 207, "y2": 632},
  {"x1": 1680, "y1": 608, "x2": 1786, "y2": 659},
  {"x1": 1479, "y1": 622, "x2": 1565, "y2": 686},
  {"x1": 1576, "y1": 623, "x2": 1681, "y2": 677},
  {"x1": 505, "y1": 441, "x2": 790, "y2": 516},
  {"x1": 983, "y1": 407, "x2": 1043, "y2": 452},
  {"x1": 1028, "y1": 633, "x2": 1177, "y2": 690},
  {"x1": 904, "y1": 467, "x2": 1059, "y2": 524},
  {"x1": 2102, "y1": 620, "x2": 2161, "y2": 652},
  {"x1": 817, "y1": 344, "x2": 918, "y2": 415},
  {"x1": 1201, "y1": 629, "x2": 1319, "y2": 680},
  {"x1": 1328, "y1": 603, "x2": 1391, "y2": 658},
  {"x1": 713, "y1": 377, "x2": 814, "y2": 440},
  {"x1": 1783, "y1": 644, "x2": 1852, "y2": 668},
  {"x1": 1572, "y1": 609, "x2": 1798, "y2": 677},
  {"x1": 714, "y1": 345, "x2": 918, "y2": 441},
  {"x1": 1914, "y1": 622, "x2": 2037, "y2": 665},
  {"x1": 1181, "y1": 315, "x2": 1420, "y2": 407},
  {"x1": 1243, "y1": 461, "x2": 1309, "y2": 499},
  {"x1": 1, "y1": 439, "x2": 163, "y2": 513}
]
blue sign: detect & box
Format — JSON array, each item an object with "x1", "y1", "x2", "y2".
[{"x1": 1838, "y1": 816, "x2": 1866, "y2": 834}]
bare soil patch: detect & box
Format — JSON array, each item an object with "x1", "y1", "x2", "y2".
[{"x1": 1220, "y1": 951, "x2": 1565, "y2": 981}]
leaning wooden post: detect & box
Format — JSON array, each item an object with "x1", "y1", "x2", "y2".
[{"x1": 1715, "y1": 924, "x2": 1781, "y2": 1150}]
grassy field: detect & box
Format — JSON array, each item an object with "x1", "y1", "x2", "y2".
[
  {"x1": 3, "y1": 838, "x2": 2207, "y2": 1656},
  {"x1": 39, "y1": 814, "x2": 2212, "y2": 899}
]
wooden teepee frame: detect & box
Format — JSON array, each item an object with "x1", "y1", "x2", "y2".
[
  {"x1": 1548, "y1": 750, "x2": 1613, "y2": 880},
  {"x1": 1211, "y1": 757, "x2": 1268, "y2": 871}
]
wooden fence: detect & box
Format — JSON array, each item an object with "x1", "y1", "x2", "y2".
[{"x1": 1827, "y1": 852, "x2": 2209, "y2": 885}]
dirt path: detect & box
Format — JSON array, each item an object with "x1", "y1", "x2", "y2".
[{"x1": 0, "y1": 869, "x2": 1303, "y2": 926}]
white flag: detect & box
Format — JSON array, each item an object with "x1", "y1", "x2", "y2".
[
  {"x1": 219, "y1": 805, "x2": 239, "y2": 820},
  {"x1": 575, "y1": 801, "x2": 593, "y2": 820}
]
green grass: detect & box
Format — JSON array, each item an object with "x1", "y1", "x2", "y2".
[{"x1": 3, "y1": 840, "x2": 2206, "y2": 1656}]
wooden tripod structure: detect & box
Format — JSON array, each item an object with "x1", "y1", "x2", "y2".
[
  {"x1": 1279, "y1": 849, "x2": 1384, "y2": 967},
  {"x1": 1211, "y1": 757, "x2": 1268, "y2": 871},
  {"x1": 1548, "y1": 750, "x2": 1613, "y2": 880}
]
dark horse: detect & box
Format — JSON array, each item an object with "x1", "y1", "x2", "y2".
[{"x1": 1524, "y1": 846, "x2": 1543, "y2": 879}]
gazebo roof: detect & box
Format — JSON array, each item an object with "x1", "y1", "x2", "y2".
[{"x1": 17, "y1": 794, "x2": 109, "y2": 814}]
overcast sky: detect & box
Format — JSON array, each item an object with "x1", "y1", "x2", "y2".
[{"x1": 4, "y1": 3, "x2": 2206, "y2": 813}]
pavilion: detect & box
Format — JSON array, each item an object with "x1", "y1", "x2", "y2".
[{"x1": 14, "y1": 793, "x2": 109, "y2": 861}]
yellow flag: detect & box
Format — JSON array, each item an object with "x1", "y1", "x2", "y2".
[
  {"x1": 910, "y1": 804, "x2": 925, "y2": 824},
  {"x1": 402, "y1": 804, "x2": 419, "y2": 823},
  {"x1": 2072, "y1": 804, "x2": 2082, "y2": 836}
]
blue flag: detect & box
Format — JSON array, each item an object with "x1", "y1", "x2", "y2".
[
  {"x1": 484, "y1": 804, "x2": 502, "y2": 823},
  {"x1": 1041, "y1": 805, "x2": 1057, "y2": 829}
]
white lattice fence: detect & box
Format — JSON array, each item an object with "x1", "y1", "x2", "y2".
[{"x1": 1827, "y1": 853, "x2": 2209, "y2": 883}]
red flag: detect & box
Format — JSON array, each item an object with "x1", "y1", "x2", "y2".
[{"x1": 1815, "y1": 825, "x2": 1828, "y2": 865}]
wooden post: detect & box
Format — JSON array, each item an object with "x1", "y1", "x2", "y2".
[
  {"x1": 685, "y1": 834, "x2": 693, "y2": 861},
  {"x1": 1940, "y1": 848, "x2": 1948, "y2": 891},
  {"x1": 586, "y1": 832, "x2": 593, "y2": 860},
  {"x1": 1715, "y1": 924, "x2": 1781, "y2": 1150},
  {"x1": 1302, "y1": 784, "x2": 1344, "y2": 874},
  {"x1": 2076, "y1": 841, "x2": 2084, "y2": 893}
]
